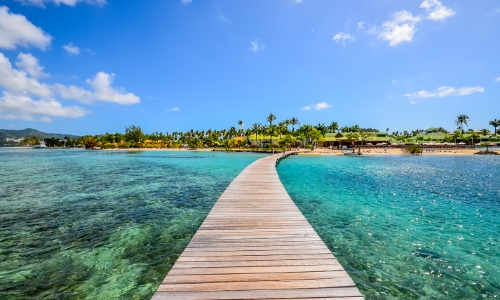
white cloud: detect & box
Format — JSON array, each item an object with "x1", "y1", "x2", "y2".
[
  {"x1": 167, "y1": 107, "x2": 180, "y2": 112},
  {"x1": 295, "y1": 0, "x2": 303, "y2": 3},
  {"x1": 333, "y1": 32, "x2": 355, "y2": 46},
  {"x1": 0, "y1": 6, "x2": 52, "y2": 50},
  {"x1": 248, "y1": 40, "x2": 264, "y2": 52},
  {"x1": 218, "y1": 13, "x2": 229, "y2": 23},
  {"x1": 313, "y1": 102, "x2": 332, "y2": 110},
  {"x1": 180, "y1": 0, "x2": 191, "y2": 4},
  {"x1": 0, "y1": 91, "x2": 88, "y2": 121},
  {"x1": 405, "y1": 86, "x2": 485, "y2": 101},
  {"x1": 357, "y1": 22, "x2": 365, "y2": 31},
  {"x1": 303, "y1": 102, "x2": 332, "y2": 111},
  {"x1": 0, "y1": 53, "x2": 139, "y2": 121},
  {"x1": 495, "y1": 77, "x2": 500, "y2": 82},
  {"x1": 379, "y1": 10, "x2": 422, "y2": 46},
  {"x1": 420, "y1": 0, "x2": 455, "y2": 21},
  {"x1": 0, "y1": 52, "x2": 51, "y2": 97},
  {"x1": 16, "y1": 53, "x2": 49, "y2": 78},
  {"x1": 86, "y1": 72, "x2": 140, "y2": 105},
  {"x1": 63, "y1": 43, "x2": 80, "y2": 55},
  {"x1": 14, "y1": 0, "x2": 106, "y2": 7},
  {"x1": 53, "y1": 84, "x2": 93, "y2": 103}
]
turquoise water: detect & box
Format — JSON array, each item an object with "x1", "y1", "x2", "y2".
[
  {"x1": 278, "y1": 155, "x2": 500, "y2": 299},
  {"x1": 0, "y1": 148, "x2": 264, "y2": 299}
]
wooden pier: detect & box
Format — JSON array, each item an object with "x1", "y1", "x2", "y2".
[{"x1": 152, "y1": 153, "x2": 363, "y2": 299}]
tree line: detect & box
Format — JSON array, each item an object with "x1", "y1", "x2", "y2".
[{"x1": 20, "y1": 114, "x2": 499, "y2": 149}]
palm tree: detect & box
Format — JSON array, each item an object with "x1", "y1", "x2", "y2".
[
  {"x1": 277, "y1": 121, "x2": 287, "y2": 141},
  {"x1": 238, "y1": 120, "x2": 244, "y2": 136},
  {"x1": 251, "y1": 123, "x2": 262, "y2": 149},
  {"x1": 455, "y1": 114, "x2": 470, "y2": 134},
  {"x1": 328, "y1": 121, "x2": 339, "y2": 133},
  {"x1": 289, "y1": 117, "x2": 299, "y2": 133},
  {"x1": 489, "y1": 119, "x2": 500, "y2": 136},
  {"x1": 315, "y1": 123, "x2": 328, "y2": 135},
  {"x1": 267, "y1": 113, "x2": 277, "y2": 153},
  {"x1": 469, "y1": 131, "x2": 480, "y2": 146}
]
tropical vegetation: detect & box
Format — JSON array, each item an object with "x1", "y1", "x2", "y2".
[{"x1": 14, "y1": 114, "x2": 500, "y2": 150}]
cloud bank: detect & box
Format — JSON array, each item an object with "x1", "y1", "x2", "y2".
[{"x1": 0, "y1": 53, "x2": 140, "y2": 122}]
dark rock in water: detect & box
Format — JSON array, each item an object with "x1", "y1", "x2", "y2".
[
  {"x1": 474, "y1": 151, "x2": 499, "y2": 155},
  {"x1": 412, "y1": 249, "x2": 442, "y2": 259}
]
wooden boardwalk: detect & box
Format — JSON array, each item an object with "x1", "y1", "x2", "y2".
[{"x1": 152, "y1": 153, "x2": 363, "y2": 299}]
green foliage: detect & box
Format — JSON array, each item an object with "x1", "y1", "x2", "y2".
[
  {"x1": 102, "y1": 143, "x2": 116, "y2": 149},
  {"x1": 125, "y1": 125, "x2": 145, "y2": 145},
  {"x1": 407, "y1": 144, "x2": 423, "y2": 155}
]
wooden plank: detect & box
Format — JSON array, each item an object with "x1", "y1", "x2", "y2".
[
  {"x1": 157, "y1": 277, "x2": 356, "y2": 292},
  {"x1": 152, "y1": 287, "x2": 362, "y2": 300},
  {"x1": 163, "y1": 271, "x2": 351, "y2": 284},
  {"x1": 152, "y1": 153, "x2": 363, "y2": 299}
]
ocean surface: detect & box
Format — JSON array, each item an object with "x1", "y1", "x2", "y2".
[
  {"x1": 277, "y1": 155, "x2": 500, "y2": 299},
  {"x1": 0, "y1": 148, "x2": 265, "y2": 299}
]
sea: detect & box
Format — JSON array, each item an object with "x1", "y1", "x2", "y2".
[
  {"x1": 277, "y1": 155, "x2": 500, "y2": 299},
  {"x1": 1, "y1": 148, "x2": 499, "y2": 299},
  {"x1": 0, "y1": 148, "x2": 265, "y2": 299}
]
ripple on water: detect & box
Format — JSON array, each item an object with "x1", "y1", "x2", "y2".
[
  {"x1": 0, "y1": 149, "x2": 264, "y2": 299},
  {"x1": 278, "y1": 155, "x2": 500, "y2": 299}
]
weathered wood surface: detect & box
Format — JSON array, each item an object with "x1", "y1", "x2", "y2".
[{"x1": 152, "y1": 153, "x2": 363, "y2": 299}]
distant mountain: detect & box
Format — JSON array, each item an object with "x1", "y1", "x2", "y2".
[{"x1": 0, "y1": 128, "x2": 80, "y2": 139}]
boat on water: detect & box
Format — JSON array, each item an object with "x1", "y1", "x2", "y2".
[{"x1": 33, "y1": 141, "x2": 47, "y2": 149}]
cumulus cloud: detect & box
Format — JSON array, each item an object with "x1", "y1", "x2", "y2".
[
  {"x1": 14, "y1": 0, "x2": 106, "y2": 7},
  {"x1": 357, "y1": 22, "x2": 365, "y2": 31},
  {"x1": 0, "y1": 91, "x2": 88, "y2": 121},
  {"x1": 0, "y1": 6, "x2": 52, "y2": 50},
  {"x1": 63, "y1": 43, "x2": 80, "y2": 55},
  {"x1": 373, "y1": 1, "x2": 455, "y2": 46},
  {"x1": 313, "y1": 102, "x2": 332, "y2": 110},
  {"x1": 405, "y1": 86, "x2": 485, "y2": 101},
  {"x1": 53, "y1": 84, "x2": 93, "y2": 103},
  {"x1": 0, "y1": 53, "x2": 139, "y2": 121},
  {"x1": 86, "y1": 72, "x2": 140, "y2": 105},
  {"x1": 248, "y1": 39, "x2": 264, "y2": 52},
  {"x1": 0, "y1": 53, "x2": 51, "y2": 97},
  {"x1": 379, "y1": 10, "x2": 421, "y2": 46},
  {"x1": 16, "y1": 53, "x2": 49, "y2": 78},
  {"x1": 302, "y1": 102, "x2": 332, "y2": 111},
  {"x1": 333, "y1": 32, "x2": 355, "y2": 46},
  {"x1": 420, "y1": 0, "x2": 455, "y2": 21}
]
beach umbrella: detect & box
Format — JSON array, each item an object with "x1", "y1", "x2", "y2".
[{"x1": 458, "y1": 142, "x2": 466, "y2": 145}]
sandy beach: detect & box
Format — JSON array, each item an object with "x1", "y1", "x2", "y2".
[{"x1": 298, "y1": 148, "x2": 498, "y2": 156}]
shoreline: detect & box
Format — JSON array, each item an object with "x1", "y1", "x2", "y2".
[{"x1": 4, "y1": 146, "x2": 499, "y2": 156}]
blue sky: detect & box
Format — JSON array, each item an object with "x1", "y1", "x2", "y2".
[{"x1": 0, "y1": 0, "x2": 499, "y2": 135}]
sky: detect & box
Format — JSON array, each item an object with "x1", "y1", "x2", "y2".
[{"x1": 0, "y1": 0, "x2": 499, "y2": 135}]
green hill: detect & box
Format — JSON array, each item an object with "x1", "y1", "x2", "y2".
[{"x1": 0, "y1": 128, "x2": 80, "y2": 139}]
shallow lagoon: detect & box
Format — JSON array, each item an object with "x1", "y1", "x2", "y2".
[
  {"x1": 2, "y1": 149, "x2": 500, "y2": 299},
  {"x1": 278, "y1": 155, "x2": 500, "y2": 299},
  {"x1": 0, "y1": 148, "x2": 264, "y2": 299}
]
